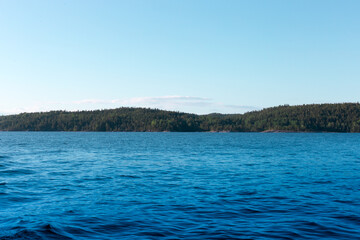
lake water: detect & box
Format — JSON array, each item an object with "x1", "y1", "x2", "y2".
[{"x1": 0, "y1": 132, "x2": 359, "y2": 239}]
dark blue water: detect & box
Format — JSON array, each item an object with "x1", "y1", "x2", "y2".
[{"x1": 0, "y1": 133, "x2": 359, "y2": 239}]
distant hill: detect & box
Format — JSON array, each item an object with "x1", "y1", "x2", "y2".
[{"x1": 1, "y1": 103, "x2": 360, "y2": 132}]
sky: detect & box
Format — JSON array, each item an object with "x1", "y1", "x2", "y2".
[{"x1": 1, "y1": 0, "x2": 359, "y2": 115}]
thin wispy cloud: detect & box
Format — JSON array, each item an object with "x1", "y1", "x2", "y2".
[
  {"x1": 74, "y1": 96, "x2": 211, "y2": 106},
  {"x1": 72, "y1": 96, "x2": 258, "y2": 114},
  {"x1": 1, "y1": 96, "x2": 258, "y2": 115}
]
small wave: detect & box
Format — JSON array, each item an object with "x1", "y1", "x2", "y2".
[
  {"x1": 309, "y1": 191, "x2": 333, "y2": 196},
  {"x1": 1, "y1": 229, "x2": 42, "y2": 240},
  {"x1": 118, "y1": 174, "x2": 141, "y2": 179},
  {"x1": 333, "y1": 214, "x2": 360, "y2": 224},
  {"x1": 237, "y1": 190, "x2": 257, "y2": 196},
  {"x1": 296, "y1": 221, "x2": 338, "y2": 235},
  {"x1": 8, "y1": 196, "x2": 41, "y2": 203},
  {"x1": 259, "y1": 230, "x2": 303, "y2": 239},
  {"x1": 241, "y1": 207, "x2": 262, "y2": 214},
  {"x1": 38, "y1": 223, "x2": 74, "y2": 240},
  {"x1": 82, "y1": 176, "x2": 113, "y2": 181},
  {"x1": 0, "y1": 155, "x2": 10, "y2": 159},
  {"x1": 313, "y1": 180, "x2": 333, "y2": 184},
  {"x1": 213, "y1": 210, "x2": 242, "y2": 219},
  {"x1": 0, "y1": 169, "x2": 35, "y2": 175},
  {"x1": 16, "y1": 143, "x2": 28, "y2": 147},
  {"x1": 271, "y1": 195, "x2": 288, "y2": 200},
  {"x1": 35, "y1": 149, "x2": 68, "y2": 155},
  {"x1": 0, "y1": 224, "x2": 76, "y2": 240},
  {"x1": 92, "y1": 222, "x2": 139, "y2": 234},
  {"x1": 334, "y1": 199, "x2": 360, "y2": 206},
  {"x1": 63, "y1": 225, "x2": 95, "y2": 237},
  {"x1": 137, "y1": 231, "x2": 166, "y2": 237}
]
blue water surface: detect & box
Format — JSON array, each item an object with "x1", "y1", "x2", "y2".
[{"x1": 0, "y1": 132, "x2": 359, "y2": 239}]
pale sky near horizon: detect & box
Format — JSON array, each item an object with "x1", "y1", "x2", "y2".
[{"x1": 1, "y1": 0, "x2": 359, "y2": 115}]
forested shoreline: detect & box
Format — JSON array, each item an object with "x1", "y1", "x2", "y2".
[{"x1": 1, "y1": 103, "x2": 360, "y2": 132}]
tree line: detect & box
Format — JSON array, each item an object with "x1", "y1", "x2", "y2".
[{"x1": 1, "y1": 103, "x2": 360, "y2": 132}]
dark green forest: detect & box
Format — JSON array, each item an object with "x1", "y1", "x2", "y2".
[{"x1": 1, "y1": 103, "x2": 360, "y2": 132}]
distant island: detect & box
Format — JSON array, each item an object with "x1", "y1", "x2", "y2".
[{"x1": 1, "y1": 103, "x2": 360, "y2": 132}]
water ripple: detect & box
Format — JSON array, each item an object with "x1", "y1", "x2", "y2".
[{"x1": 0, "y1": 132, "x2": 359, "y2": 239}]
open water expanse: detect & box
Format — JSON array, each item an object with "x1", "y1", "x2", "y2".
[{"x1": 0, "y1": 132, "x2": 359, "y2": 239}]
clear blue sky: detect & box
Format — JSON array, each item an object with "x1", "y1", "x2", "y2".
[{"x1": 1, "y1": 0, "x2": 359, "y2": 114}]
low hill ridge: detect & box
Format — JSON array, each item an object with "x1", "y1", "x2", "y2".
[{"x1": 1, "y1": 103, "x2": 360, "y2": 132}]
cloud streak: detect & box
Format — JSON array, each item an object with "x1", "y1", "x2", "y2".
[
  {"x1": 72, "y1": 96, "x2": 258, "y2": 114},
  {"x1": 74, "y1": 96, "x2": 211, "y2": 105},
  {"x1": 1, "y1": 96, "x2": 258, "y2": 115}
]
